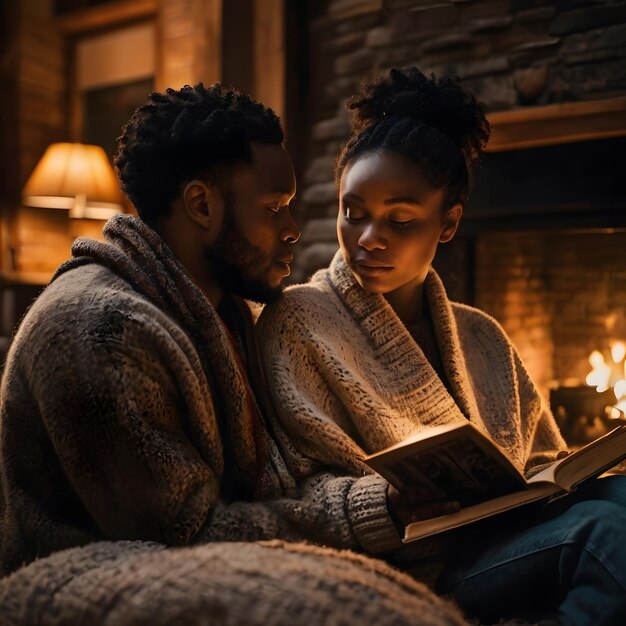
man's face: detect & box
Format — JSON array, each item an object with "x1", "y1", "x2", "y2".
[{"x1": 205, "y1": 143, "x2": 299, "y2": 304}]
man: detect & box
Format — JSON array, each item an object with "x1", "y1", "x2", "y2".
[{"x1": 0, "y1": 83, "x2": 302, "y2": 574}]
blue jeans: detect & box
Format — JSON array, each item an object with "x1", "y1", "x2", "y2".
[{"x1": 436, "y1": 476, "x2": 626, "y2": 626}]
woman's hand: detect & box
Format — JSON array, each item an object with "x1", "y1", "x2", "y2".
[{"x1": 386, "y1": 483, "x2": 461, "y2": 526}]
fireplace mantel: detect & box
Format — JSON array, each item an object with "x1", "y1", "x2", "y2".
[{"x1": 487, "y1": 96, "x2": 626, "y2": 153}]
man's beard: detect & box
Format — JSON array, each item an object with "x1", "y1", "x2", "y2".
[{"x1": 204, "y1": 204, "x2": 284, "y2": 305}]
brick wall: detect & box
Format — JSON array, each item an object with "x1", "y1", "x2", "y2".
[
  {"x1": 475, "y1": 231, "x2": 626, "y2": 394},
  {"x1": 474, "y1": 232, "x2": 554, "y2": 392}
]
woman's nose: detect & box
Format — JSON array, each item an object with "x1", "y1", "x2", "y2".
[{"x1": 358, "y1": 223, "x2": 386, "y2": 250}]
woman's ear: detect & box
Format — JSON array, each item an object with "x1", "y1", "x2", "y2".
[
  {"x1": 440, "y1": 203, "x2": 463, "y2": 243},
  {"x1": 182, "y1": 180, "x2": 224, "y2": 233}
]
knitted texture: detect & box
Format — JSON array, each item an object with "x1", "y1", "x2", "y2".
[
  {"x1": 257, "y1": 251, "x2": 566, "y2": 554},
  {"x1": 0, "y1": 540, "x2": 469, "y2": 626},
  {"x1": 0, "y1": 215, "x2": 423, "y2": 575},
  {"x1": 0, "y1": 215, "x2": 298, "y2": 575}
]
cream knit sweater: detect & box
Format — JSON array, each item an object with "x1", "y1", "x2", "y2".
[{"x1": 258, "y1": 251, "x2": 567, "y2": 555}]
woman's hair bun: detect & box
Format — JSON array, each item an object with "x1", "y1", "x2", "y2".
[{"x1": 347, "y1": 67, "x2": 490, "y2": 168}]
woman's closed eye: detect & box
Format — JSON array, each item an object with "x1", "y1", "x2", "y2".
[
  {"x1": 387, "y1": 207, "x2": 419, "y2": 227},
  {"x1": 389, "y1": 217, "x2": 415, "y2": 227},
  {"x1": 345, "y1": 204, "x2": 419, "y2": 227},
  {"x1": 344, "y1": 206, "x2": 366, "y2": 221}
]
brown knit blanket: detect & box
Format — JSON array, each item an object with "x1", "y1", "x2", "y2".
[{"x1": 0, "y1": 540, "x2": 470, "y2": 626}]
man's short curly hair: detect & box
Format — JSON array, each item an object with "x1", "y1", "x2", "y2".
[
  {"x1": 337, "y1": 67, "x2": 490, "y2": 210},
  {"x1": 114, "y1": 83, "x2": 284, "y2": 224}
]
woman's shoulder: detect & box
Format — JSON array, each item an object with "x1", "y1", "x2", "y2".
[
  {"x1": 262, "y1": 268, "x2": 334, "y2": 315},
  {"x1": 450, "y1": 300, "x2": 513, "y2": 346},
  {"x1": 257, "y1": 267, "x2": 343, "y2": 337},
  {"x1": 427, "y1": 269, "x2": 509, "y2": 343}
]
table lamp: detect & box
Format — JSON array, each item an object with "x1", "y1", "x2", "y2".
[{"x1": 22, "y1": 142, "x2": 123, "y2": 219}]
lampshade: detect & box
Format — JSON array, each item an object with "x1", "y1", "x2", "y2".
[{"x1": 22, "y1": 142, "x2": 123, "y2": 219}]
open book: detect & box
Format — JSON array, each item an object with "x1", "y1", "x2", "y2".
[{"x1": 363, "y1": 420, "x2": 626, "y2": 543}]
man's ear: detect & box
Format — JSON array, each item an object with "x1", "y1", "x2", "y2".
[
  {"x1": 182, "y1": 180, "x2": 224, "y2": 232},
  {"x1": 440, "y1": 203, "x2": 463, "y2": 243}
]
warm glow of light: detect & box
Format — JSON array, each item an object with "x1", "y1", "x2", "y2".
[
  {"x1": 614, "y1": 379, "x2": 626, "y2": 402},
  {"x1": 22, "y1": 142, "x2": 123, "y2": 219},
  {"x1": 611, "y1": 341, "x2": 626, "y2": 363},
  {"x1": 586, "y1": 350, "x2": 611, "y2": 392}
]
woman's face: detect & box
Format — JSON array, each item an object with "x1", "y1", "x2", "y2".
[{"x1": 337, "y1": 151, "x2": 461, "y2": 295}]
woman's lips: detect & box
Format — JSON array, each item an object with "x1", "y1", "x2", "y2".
[{"x1": 355, "y1": 262, "x2": 394, "y2": 277}]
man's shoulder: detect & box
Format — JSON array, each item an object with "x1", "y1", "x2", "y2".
[
  {"x1": 15, "y1": 264, "x2": 161, "y2": 349},
  {"x1": 50, "y1": 261, "x2": 128, "y2": 293},
  {"x1": 34, "y1": 263, "x2": 139, "y2": 317}
]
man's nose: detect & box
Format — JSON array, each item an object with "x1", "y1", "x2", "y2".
[
  {"x1": 358, "y1": 223, "x2": 386, "y2": 250},
  {"x1": 281, "y1": 211, "x2": 300, "y2": 244}
]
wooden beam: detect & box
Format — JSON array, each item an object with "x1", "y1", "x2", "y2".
[
  {"x1": 487, "y1": 96, "x2": 626, "y2": 152},
  {"x1": 156, "y1": 0, "x2": 222, "y2": 91},
  {"x1": 56, "y1": 0, "x2": 157, "y2": 35},
  {"x1": 193, "y1": 0, "x2": 222, "y2": 87},
  {"x1": 253, "y1": 0, "x2": 285, "y2": 120}
]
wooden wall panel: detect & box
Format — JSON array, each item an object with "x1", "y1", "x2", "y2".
[{"x1": 156, "y1": 0, "x2": 222, "y2": 90}]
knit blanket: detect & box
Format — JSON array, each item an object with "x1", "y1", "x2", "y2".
[{"x1": 0, "y1": 540, "x2": 469, "y2": 626}]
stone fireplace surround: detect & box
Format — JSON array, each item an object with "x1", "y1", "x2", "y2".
[
  {"x1": 459, "y1": 123, "x2": 626, "y2": 396},
  {"x1": 466, "y1": 122, "x2": 626, "y2": 445}
]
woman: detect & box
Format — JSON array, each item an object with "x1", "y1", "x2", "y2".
[{"x1": 258, "y1": 67, "x2": 626, "y2": 625}]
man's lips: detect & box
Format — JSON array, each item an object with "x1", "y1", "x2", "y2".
[{"x1": 274, "y1": 254, "x2": 293, "y2": 277}]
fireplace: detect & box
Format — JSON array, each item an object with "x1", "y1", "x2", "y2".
[{"x1": 437, "y1": 104, "x2": 626, "y2": 445}]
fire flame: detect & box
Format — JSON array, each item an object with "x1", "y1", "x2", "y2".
[
  {"x1": 612, "y1": 341, "x2": 626, "y2": 363},
  {"x1": 586, "y1": 341, "x2": 626, "y2": 419}
]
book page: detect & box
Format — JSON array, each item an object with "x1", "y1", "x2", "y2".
[{"x1": 528, "y1": 424, "x2": 626, "y2": 491}]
